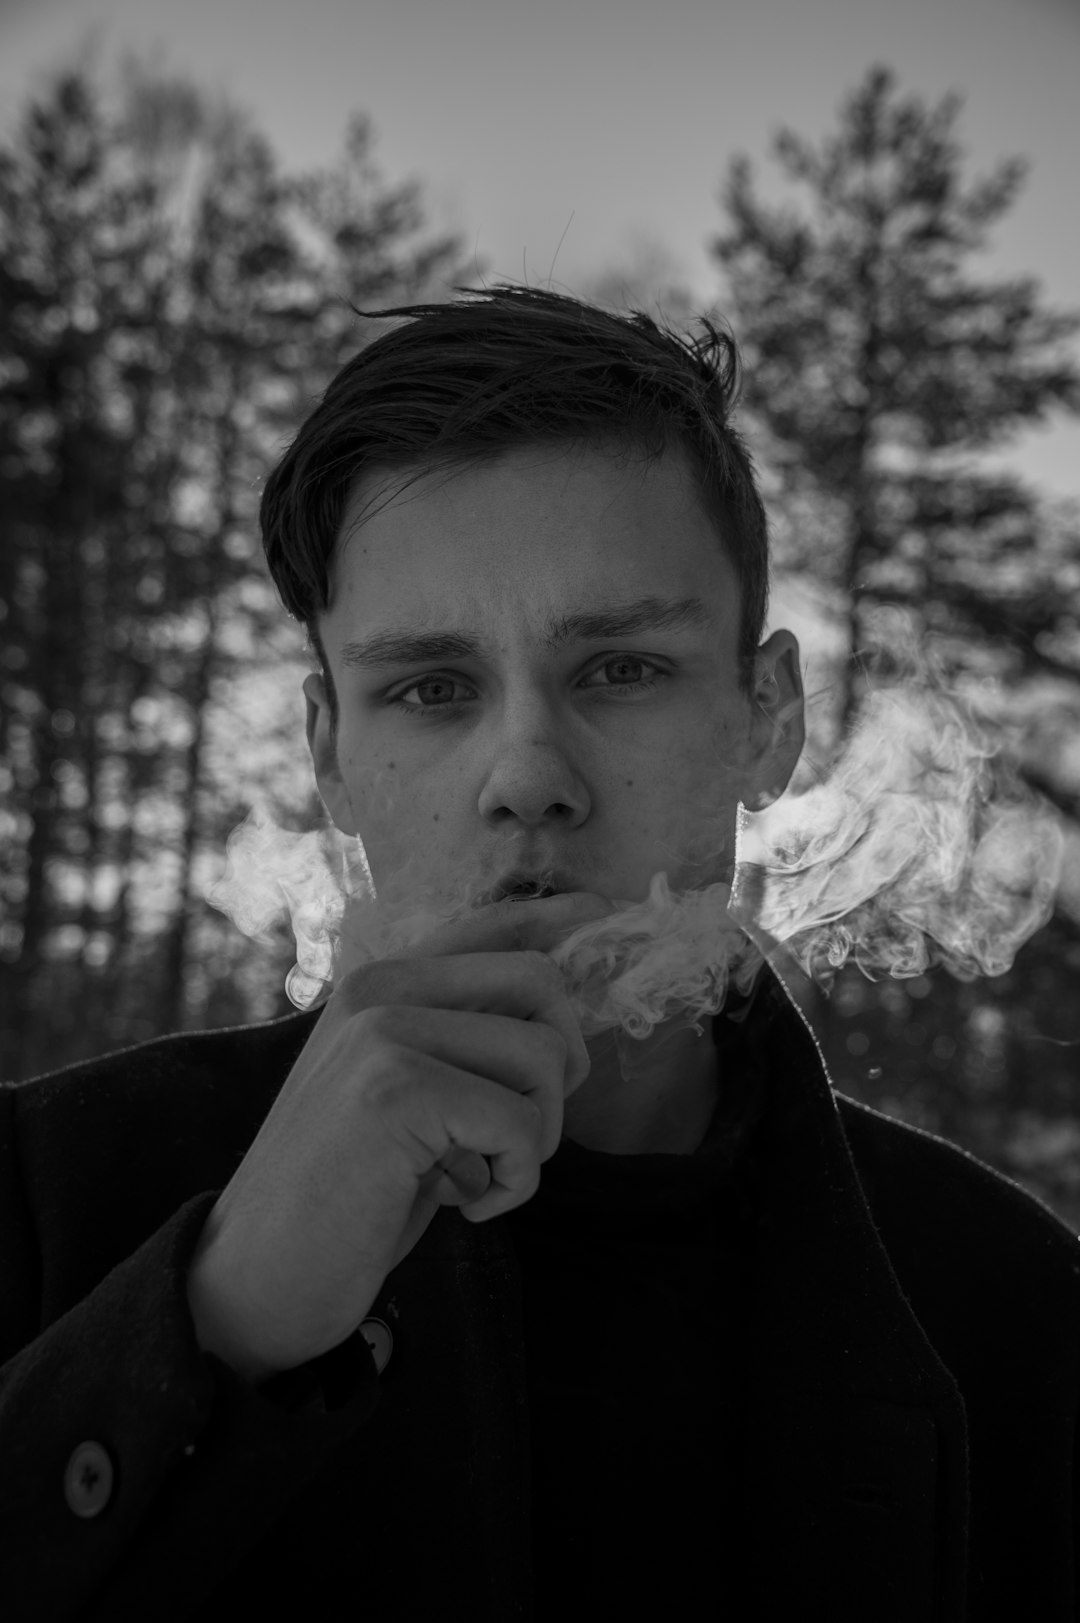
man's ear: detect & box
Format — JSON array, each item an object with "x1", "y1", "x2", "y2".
[
  {"x1": 741, "y1": 630, "x2": 805, "y2": 812},
  {"x1": 303, "y1": 671, "x2": 357, "y2": 836}
]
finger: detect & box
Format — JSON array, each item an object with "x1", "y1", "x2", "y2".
[
  {"x1": 391, "y1": 1058, "x2": 544, "y2": 1216},
  {"x1": 349, "y1": 952, "x2": 592, "y2": 1096},
  {"x1": 404, "y1": 889, "x2": 616, "y2": 960},
  {"x1": 372, "y1": 1006, "x2": 568, "y2": 1159},
  {"x1": 417, "y1": 1144, "x2": 492, "y2": 1206}
]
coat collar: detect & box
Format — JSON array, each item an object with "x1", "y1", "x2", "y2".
[{"x1": 732, "y1": 958, "x2": 970, "y2": 1616}]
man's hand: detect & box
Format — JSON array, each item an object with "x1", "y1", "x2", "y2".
[{"x1": 185, "y1": 891, "x2": 611, "y2": 1384}]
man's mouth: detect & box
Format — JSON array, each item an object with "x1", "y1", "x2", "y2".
[{"x1": 484, "y1": 874, "x2": 563, "y2": 904}]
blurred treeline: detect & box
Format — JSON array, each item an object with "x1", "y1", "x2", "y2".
[{"x1": 2, "y1": 60, "x2": 1079, "y2": 1226}]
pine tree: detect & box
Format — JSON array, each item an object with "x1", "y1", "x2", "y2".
[
  {"x1": 708, "y1": 67, "x2": 1080, "y2": 1224},
  {"x1": 0, "y1": 55, "x2": 467, "y2": 1075},
  {"x1": 709, "y1": 63, "x2": 1080, "y2": 738}
]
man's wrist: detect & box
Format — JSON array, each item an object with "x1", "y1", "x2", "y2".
[{"x1": 185, "y1": 1248, "x2": 279, "y2": 1387}]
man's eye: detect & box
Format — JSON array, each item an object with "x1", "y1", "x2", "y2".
[
  {"x1": 579, "y1": 654, "x2": 663, "y2": 691},
  {"x1": 385, "y1": 656, "x2": 666, "y2": 718},
  {"x1": 391, "y1": 675, "x2": 472, "y2": 712}
]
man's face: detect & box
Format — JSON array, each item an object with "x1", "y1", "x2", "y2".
[{"x1": 305, "y1": 440, "x2": 804, "y2": 915}]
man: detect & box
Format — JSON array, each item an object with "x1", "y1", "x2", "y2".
[{"x1": 2, "y1": 285, "x2": 1077, "y2": 1622}]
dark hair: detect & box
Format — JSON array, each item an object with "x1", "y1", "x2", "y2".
[{"x1": 260, "y1": 283, "x2": 770, "y2": 736}]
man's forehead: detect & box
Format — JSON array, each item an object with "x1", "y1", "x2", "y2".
[
  {"x1": 336, "y1": 439, "x2": 729, "y2": 576},
  {"x1": 338, "y1": 437, "x2": 710, "y2": 541},
  {"x1": 323, "y1": 440, "x2": 741, "y2": 667}
]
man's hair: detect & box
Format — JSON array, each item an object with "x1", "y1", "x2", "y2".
[{"x1": 259, "y1": 283, "x2": 770, "y2": 736}]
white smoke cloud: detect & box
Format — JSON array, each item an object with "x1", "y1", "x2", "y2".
[{"x1": 738, "y1": 682, "x2": 1064, "y2": 986}]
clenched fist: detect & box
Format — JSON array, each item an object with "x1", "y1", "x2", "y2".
[{"x1": 185, "y1": 891, "x2": 612, "y2": 1383}]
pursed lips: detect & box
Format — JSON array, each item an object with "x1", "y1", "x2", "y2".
[{"x1": 484, "y1": 873, "x2": 565, "y2": 904}]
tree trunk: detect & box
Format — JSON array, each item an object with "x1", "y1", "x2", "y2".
[{"x1": 155, "y1": 600, "x2": 219, "y2": 1036}]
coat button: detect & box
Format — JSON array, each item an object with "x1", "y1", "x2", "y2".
[
  {"x1": 64, "y1": 1442, "x2": 114, "y2": 1518},
  {"x1": 359, "y1": 1317, "x2": 393, "y2": 1374}
]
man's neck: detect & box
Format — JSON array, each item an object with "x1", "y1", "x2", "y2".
[{"x1": 561, "y1": 1017, "x2": 719, "y2": 1156}]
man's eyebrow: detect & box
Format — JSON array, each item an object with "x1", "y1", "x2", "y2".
[{"x1": 338, "y1": 594, "x2": 712, "y2": 671}]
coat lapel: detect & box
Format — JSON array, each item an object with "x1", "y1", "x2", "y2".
[{"x1": 741, "y1": 961, "x2": 970, "y2": 1620}]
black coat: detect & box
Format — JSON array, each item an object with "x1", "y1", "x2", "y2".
[{"x1": 1, "y1": 965, "x2": 1078, "y2": 1621}]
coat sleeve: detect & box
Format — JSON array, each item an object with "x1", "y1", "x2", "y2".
[{"x1": 0, "y1": 1086, "x2": 382, "y2": 1622}]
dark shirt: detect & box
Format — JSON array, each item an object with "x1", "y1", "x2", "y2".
[{"x1": 507, "y1": 1011, "x2": 766, "y2": 1614}]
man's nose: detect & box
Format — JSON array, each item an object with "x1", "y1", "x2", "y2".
[{"x1": 476, "y1": 727, "x2": 589, "y2": 828}]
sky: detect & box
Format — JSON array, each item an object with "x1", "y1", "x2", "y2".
[{"x1": 1, "y1": 0, "x2": 1078, "y2": 499}]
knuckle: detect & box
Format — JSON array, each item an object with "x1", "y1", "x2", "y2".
[
  {"x1": 521, "y1": 1096, "x2": 545, "y2": 1141},
  {"x1": 362, "y1": 1046, "x2": 426, "y2": 1119},
  {"x1": 519, "y1": 949, "x2": 562, "y2": 987},
  {"x1": 354, "y1": 1012, "x2": 422, "y2": 1090},
  {"x1": 533, "y1": 1021, "x2": 568, "y2": 1064},
  {"x1": 354, "y1": 1002, "x2": 407, "y2": 1043},
  {"x1": 341, "y1": 961, "x2": 394, "y2": 1009}
]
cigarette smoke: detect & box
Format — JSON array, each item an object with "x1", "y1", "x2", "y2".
[
  {"x1": 207, "y1": 651, "x2": 1064, "y2": 1046},
  {"x1": 738, "y1": 683, "x2": 1065, "y2": 987}
]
